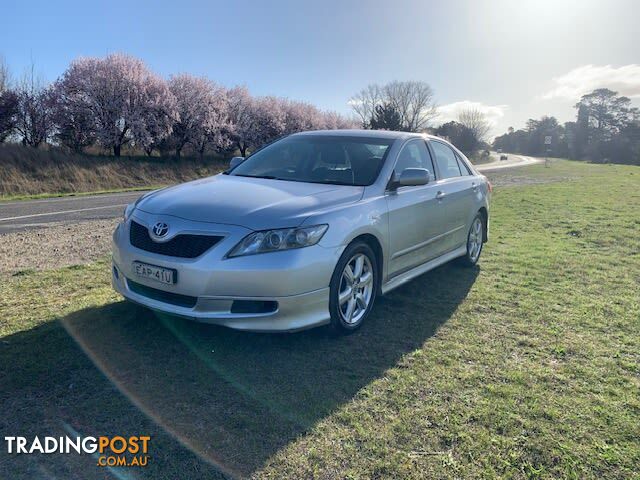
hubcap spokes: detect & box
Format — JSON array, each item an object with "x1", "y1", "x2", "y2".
[
  {"x1": 338, "y1": 253, "x2": 374, "y2": 324},
  {"x1": 468, "y1": 218, "x2": 483, "y2": 262}
]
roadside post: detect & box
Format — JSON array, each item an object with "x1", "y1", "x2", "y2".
[{"x1": 544, "y1": 136, "x2": 552, "y2": 167}]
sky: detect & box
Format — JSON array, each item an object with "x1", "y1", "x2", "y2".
[{"x1": 2, "y1": 0, "x2": 639, "y2": 137}]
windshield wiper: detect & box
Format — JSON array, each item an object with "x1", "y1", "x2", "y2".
[
  {"x1": 233, "y1": 174, "x2": 280, "y2": 180},
  {"x1": 308, "y1": 180, "x2": 357, "y2": 186}
]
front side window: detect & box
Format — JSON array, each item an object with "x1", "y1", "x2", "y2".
[
  {"x1": 230, "y1": 135, "x2": 394, "y2": 186},
  {"x1": 393, "y1": 140, "x2": 435, "y2": 180},
  {"x1": 430, "y1": 141, "x2": 462, "y2": 179}
]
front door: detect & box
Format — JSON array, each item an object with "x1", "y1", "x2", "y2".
[{"x1": 386, "y1": 140, "x2": 448, "y2": 278}]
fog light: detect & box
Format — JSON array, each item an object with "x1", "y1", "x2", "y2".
[{"x1": 230, "y1": 300, "x2": 278, "y2": 314}]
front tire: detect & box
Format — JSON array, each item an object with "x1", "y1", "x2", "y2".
[
  {"x1": 459, "y1": 213, "x2": 484, "y2": 267},
  {"x1": 328, "y1": 242, "x2": 378, "y2": 334}
]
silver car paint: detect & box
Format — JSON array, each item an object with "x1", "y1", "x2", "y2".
[
  {"x1": 112, "y1": 130, "x2": 490, "y2": 331},
  {"x1": 136, "y1": 174, "x2": 365, "y2": 230}
]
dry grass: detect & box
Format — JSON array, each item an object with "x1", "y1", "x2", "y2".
[{"x1": 0, "y1": 144, "x2": 228, "y2": 198}]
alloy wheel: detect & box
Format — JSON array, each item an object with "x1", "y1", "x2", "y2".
[
  {"x1": 338, "y1": 253, "x2": 374, "y2": 325},
  {"x1": 467, "y1": 217, "x2": 483, "y2": 263}
]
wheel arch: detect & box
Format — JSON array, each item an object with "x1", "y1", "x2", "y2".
[{"x1": 348, "y1": 233, "x2": 384, "y2": 293}]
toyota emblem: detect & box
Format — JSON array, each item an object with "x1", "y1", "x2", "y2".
[{"x1": 152, "y1": 222, "x2": 169, "y2": 237}]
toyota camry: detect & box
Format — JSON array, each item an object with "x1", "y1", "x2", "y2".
[{"x1": 112, "y1": 130, "x2": 491, "y2": 333}]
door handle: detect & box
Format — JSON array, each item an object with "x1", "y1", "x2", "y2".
[
  {"x1": 471, "y1": 182, "x2": 478, "y2": 191},
  {"x1": 436, "y1": 191, "x2": 446, "y2": 200}
]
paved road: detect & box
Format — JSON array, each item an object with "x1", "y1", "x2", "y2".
[
  {"x1": 0, "y1": 191, "x2": 148, "y2": 234},
  {"x1": 476, "y1": 153, "x2": 543, "y2": 172},
  {"x1": 0, "y1": 154, "x2": 542, "y2": 234}
]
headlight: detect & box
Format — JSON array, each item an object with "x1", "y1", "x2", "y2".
[
  {"x1": 227, "y1": 224, "x2": 328, "y2": 258},
  {"x1": 123, "y1": 203, "x2": 135, "y2": 222}
]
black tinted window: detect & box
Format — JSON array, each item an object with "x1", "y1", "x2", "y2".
[
  {"x1": 431, "y1": 141, "x2": 462, "y2": 179},
  {"x1": 231, "y1": 135, "x2": 393, "y2": 186}
]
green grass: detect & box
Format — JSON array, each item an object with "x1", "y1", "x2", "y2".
[{"x1": 1, "y1": 160, "x2": 638, "y2": 479}]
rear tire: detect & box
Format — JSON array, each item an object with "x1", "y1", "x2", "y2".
[
  {"x1": 458, "y1": 213, "x2": 484, "y2": 267},
  {"x1": 328, "y1": 241, "x2": 378, "y2": 334}
]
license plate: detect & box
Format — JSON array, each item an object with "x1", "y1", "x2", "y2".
[{"x1": 132, "y1": 262, "x2": 176, "y2": 285}]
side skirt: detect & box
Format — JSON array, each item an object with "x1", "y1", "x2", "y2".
[{"x1": 381, "y1": 246, "x2": 467, "y2": 295}]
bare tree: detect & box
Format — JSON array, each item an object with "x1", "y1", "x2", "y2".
[
  {"x1": 0, "y1": 56, "x2": 10, "y2": 94},
  {"x1": 14, "y1": 64, "x2": 54, "y2": 147},
  {"x1": 0, "y1": 57, "x2": 19, "y2": 142},
  {"x1": 349, "y1": 81, "x2": 437, "y2": 132},
  {"x1": 49, "y1": 77, "x2": 96, "y2": 152},
  {"x1": 349, "y1": 84, "x2": 384, "y2": 128},
  {"x1": 457, "y1": 107, "x2": 491, "y2": 143}
]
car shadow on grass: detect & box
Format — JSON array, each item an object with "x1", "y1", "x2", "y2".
[{"x1": 0, "y1": 263, "x2": 478, "y2": 479}]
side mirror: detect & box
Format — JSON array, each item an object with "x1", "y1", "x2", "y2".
[
  {"x1": 394, "y1": 168, "x2": 430, "y2": 188},
  {"x1": 229, "y1": 156, "x2": 245, "y2": 169}
]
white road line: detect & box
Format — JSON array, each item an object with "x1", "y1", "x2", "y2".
[
  {"x1": 0, "y1": 191, "x2": 146, "y2": 207},
  {"x1": 0, "y1": 204, "x2": 127, "y2": 222}
]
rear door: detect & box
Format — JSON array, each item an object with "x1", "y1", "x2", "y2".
[
  {"x1": 427, "y1": 140, "x2": 476, "y2": 252},
  {"x1": 386, "y1": 139, "x2": 445, "y2": 277}
]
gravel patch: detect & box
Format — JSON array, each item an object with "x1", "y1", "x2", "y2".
[
  {"x1": 485, "y1": 171, "x2": 576, "y2": 187},
  {"x1": 0, "y1": 219, "x2": 119, "y2": 276}
]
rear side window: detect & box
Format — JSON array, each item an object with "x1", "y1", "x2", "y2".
[
  {"x1": 430, "y1": 141, "x2": 462, "y2": 179},
  {"x1": 456, "y1": 155, "x2": 472, "y2": 176}
]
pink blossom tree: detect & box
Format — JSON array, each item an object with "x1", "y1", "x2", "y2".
[
  {"x1": 227, "y1": 89, "x2": 359, "y2": 155},
  {"x1": 227, "y1": 88, "x2": 285, "y2": 156},
  {"x1": 322, "y1": 111, "x2": 358, "y2": 130},
  {"x1": 190, "y1": 84, "x2": 231, "y2": 157},
  {"x1": 281, "y1": 99, "x2": 323, "y2": 134},
  {"x1": 252, "y1": 96, "x2": 287, "y2": 146},
  {"x1": 226, "y1": 86, "x2": 259, "y2": 157},
  {"x1": 168, "y1": 75, "x2": 230, "y2": 158},
  {"x1": 132, "y1": 77, "x2": 177, "y2": 156},
  {"x1": 55, "y1": 53, "x2": 176, "y2": 156}
]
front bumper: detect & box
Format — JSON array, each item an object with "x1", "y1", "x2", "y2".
[{"x1": 112, "y1": 212, "x2": 342, "y2": 331}]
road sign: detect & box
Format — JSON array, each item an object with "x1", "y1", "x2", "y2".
[{"x1": 544, "y1": 136, "x2": 552, "y2": 145}]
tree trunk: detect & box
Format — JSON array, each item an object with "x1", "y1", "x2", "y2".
[
  {"x1": 239, "y1": 144, "x2": 247, "y2": 157},
  {"x1": 114, "y1": 144, "x2": 121, "y2": 157},
  {"x1": 175, "y1": 145, "x2": 182, "y2": 159}
]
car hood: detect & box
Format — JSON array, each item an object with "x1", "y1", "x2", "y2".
[{"x1": 136, "y1": 174, "x2": 364, "y2": 230}]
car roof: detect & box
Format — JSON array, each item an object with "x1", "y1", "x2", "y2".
[{"x1": 291, "y1": 129, "x2": 427, "y2": 141}]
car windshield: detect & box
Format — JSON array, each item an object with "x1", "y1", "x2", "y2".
[{"x1": 230, "y1": 135, "x2": 394, "y2": 186}]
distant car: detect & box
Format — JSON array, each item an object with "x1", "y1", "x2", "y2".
[
  {"x1": 496, "y1": 149, "x2": 502, "y2": 153},
  {"x1": 112, "y1": 130, "x2": 491, "y2": 333},
  {"x1": 500, "y1": 154, "x2": 508, "y2": 161}
]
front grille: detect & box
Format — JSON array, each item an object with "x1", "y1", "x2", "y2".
[
  {"x1": 130, "y1": 221, "x2": 222, "y2": 258},
  {"x1": 127, "y1": 279, "x2": 197, "y2": 308}
]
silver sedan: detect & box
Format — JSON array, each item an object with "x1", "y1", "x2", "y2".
[{"x1": 112, "y1": 130, "x2": 491, "y2": 333}]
